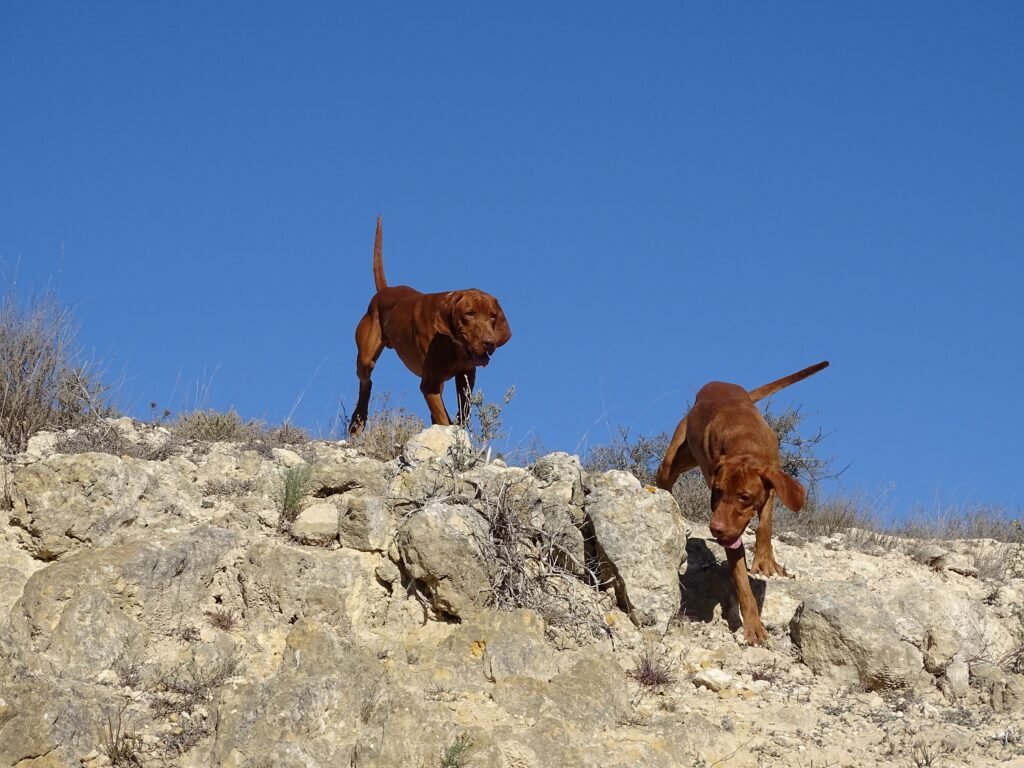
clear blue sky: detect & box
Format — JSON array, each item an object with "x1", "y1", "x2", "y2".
[{"x1": 3, "y1": 3, "x2": 1022, "y2": 519}]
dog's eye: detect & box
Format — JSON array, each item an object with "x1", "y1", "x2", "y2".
[
  {"x1": 465, "y1": 311, "x2": 476, "y2": 319},
  {"x1": 739, "y1": 493, "x2": 752, "y2": 504}
]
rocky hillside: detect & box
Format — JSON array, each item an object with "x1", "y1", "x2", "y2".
[{"x1": 1, "y1": 420, "x2": 1023, "y2": 767}]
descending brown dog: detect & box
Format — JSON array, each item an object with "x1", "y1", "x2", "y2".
[
  {"x1": 655, "y1": 361, "x2": 829, "y2": 645},
  {"x1": 349, "y1": 217, "x2": 512, "y2": 434}
]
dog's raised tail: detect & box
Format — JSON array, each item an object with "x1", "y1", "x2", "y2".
[
  {"x1": 372, "y1": 215, "x2": 387, "y2": 291},
  {"x1": 748, "y1": 360, "x2": 829, "y2": 402}
]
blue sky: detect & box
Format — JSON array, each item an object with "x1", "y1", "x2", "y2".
[{"x1": 2, "y1": 3, "x2": 1022, "y2": 518}]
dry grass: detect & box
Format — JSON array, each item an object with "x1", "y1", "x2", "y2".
[
  {"x1": 349, "y1": 396, "x2": 425, "y2": 461},
  {"x1": 170, "y1": 408, "x2": 263, "y2": 444},
  {"x1": 0, "y1": 288, "x2": 110, "y2": 454}
]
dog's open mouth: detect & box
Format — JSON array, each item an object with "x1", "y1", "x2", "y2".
[
  {"x1": 719, "y1": 536, "x2": 744, "y2": 550},
  {"x1": 471, "y1": 351, "x2": 491, "y2": 367}
]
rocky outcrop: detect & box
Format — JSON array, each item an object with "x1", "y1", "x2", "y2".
[{"x1": 1, "y1": 420, "x2": 1023, "y2": 767}]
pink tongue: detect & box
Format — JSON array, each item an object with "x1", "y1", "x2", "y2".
[{"x1": 723, "y1": 536, "x2": 744, "y2": 550}]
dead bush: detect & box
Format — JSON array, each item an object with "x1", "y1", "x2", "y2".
[
  {"x1": 0, "y1": 288, "x2": 110, "y2": 454},
  {"x1": 583, "y1": 426, "x2": 668, "y2": 487},
  {"x1": 473, "y1": 477, "x2": 608, "y2": 643}
]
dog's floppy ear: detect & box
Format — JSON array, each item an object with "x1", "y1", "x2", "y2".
[
  {"x1": 761, "y1": 467, "x2": 806, "y2": 512},
  {"x1": 434, "y1": 291, "x2": 461, "y2": 337},
  {"x1": 494, "y1": 301, "x2": 512, "y2": 346}
]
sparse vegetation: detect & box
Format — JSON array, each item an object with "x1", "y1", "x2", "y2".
[
  {"x1": 202, "y1": 477, "x2": 257, "y2": 497},
  {"x1": 0, "y1": 287, "x2": 110, "y2": 454},
  {"x1": 152, "y1": 649, "x2": 244, "y2": 716}
]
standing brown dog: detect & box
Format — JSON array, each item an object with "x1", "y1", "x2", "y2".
[
  {"x1": 655, "y1": 361, "x2": 829, "y2": 645},
  {"x1": 349, "y1": 217, "x2": 512, "y2": 434}
]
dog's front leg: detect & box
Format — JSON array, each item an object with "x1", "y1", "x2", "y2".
[
  {"x1": 751, "y1": 493, "x2": 786, "y2": 577},
  {"x1": 419, "y1": 378, "x2": 452, "y2": 425},
  {"x1": 726, "y1": 546, "x2": 768, "y2": 646}
]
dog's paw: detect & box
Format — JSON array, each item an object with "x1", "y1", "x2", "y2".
[{"x1": 750, "y1": 556, "x2": 787, "y2": 578}]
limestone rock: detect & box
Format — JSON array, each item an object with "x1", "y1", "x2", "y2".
[{"x1": 583, "y1": 470, "x2": 687, "y2": 632}]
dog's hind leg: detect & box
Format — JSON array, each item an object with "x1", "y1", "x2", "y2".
[{"x1": 350, "y1": 312, "x2": 384, "y2": 435}]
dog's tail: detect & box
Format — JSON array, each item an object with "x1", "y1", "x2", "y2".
[
  {"x1": 748, "y1": 360, "x2": 829, "y2": 402},
  {"x1": 372, "y1": 215, "x2": 387, "y2": 291}
]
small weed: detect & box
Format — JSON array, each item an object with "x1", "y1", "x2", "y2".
[
  {"x1": 629, "y1": 645, "x2": 676, "y2": 689},
  {"x1": 204, "y1": 607, "x2": 238, "y2": 631},
  {"x1": 438, "y1": 733, "x2": 473, "y2": 768},
  {"x1": 113, "y1": 647, "x2": 143, "y2": 689},
  {"x1": 747, "y1": 659, "x2": 781, "y2": 683},
  {"x1": 359, "y1": 672, "x2": 388, "y2": 724},
  {"x1": 279, "y1": 463, "x2": 312, "y2": 529},
  {"x1": 100, "y1": 700, "x2": 143, "y2": 767},
  {"x1": 465, "y1": 384, "x2": 515, "y2": 450},
  {"x1": 910, "y1": 742, "x2": 950, "y2": 767}
]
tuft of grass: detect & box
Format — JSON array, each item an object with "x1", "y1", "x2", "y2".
[
  {"x1": 629, "y1": 645, "x2": 677, "y2": 689},
  {"x1": 204, "y1": 607, "x2": 239, "y2": 631},
  {"x1": 170, "y1": 408, "x2": 263, "y2": 444},
  {"x1": 264, "y1": 421, "x2": 309, "y2": 447},
  {"x1": 0, "y1": 287, "x2": 110, "y2": 454},
  {"x1": 279, "y1": 463, "x2": 313, "y2": 529}
]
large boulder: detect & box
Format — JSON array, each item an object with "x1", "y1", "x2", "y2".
[
  {"x1": 582, "y1": 470, "x2": 687, "y2": 632},
  {"x1": 394, "y1": 502, "x2": 492, "y2": 618},
  {"x1": 790, "y1": 582, "x2": 926, "y2": 690}
]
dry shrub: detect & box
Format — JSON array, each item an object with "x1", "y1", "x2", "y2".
[
  {"x1": 58, "y1": 421, "x2": 179, "y2": 461},
  {"x1": 583, "y1": 426, "x2": 668, "y2": 487},
  {"x1": 474, "y1": 478, "x2": 608, "y2": 643},
  {"x1": 0, "y1": 288, "x2": 110, "y2": 454}
]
